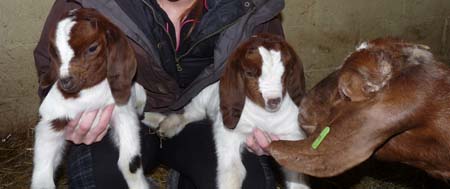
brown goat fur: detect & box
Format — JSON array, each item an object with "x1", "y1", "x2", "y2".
[{"x1": 270, "y1": 38, "x2": 450, "y2": 179}]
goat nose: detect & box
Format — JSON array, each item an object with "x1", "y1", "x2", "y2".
[
  {"x1": 268, "y1": 98, "x2": 281, "y2": 107},
  {"x1": 59, "y1": 76, "x2": 74, "y2": 89}
]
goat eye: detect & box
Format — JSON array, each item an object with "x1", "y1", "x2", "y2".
[
  {"x1": 87, "y1": 43, "x2": 98, "y2": 54},
  {"x1": 245, "y1": 70, "x2": 256, "y2": 78}
]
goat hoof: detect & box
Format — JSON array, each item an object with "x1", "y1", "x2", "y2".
[
  {"x1": 157, "y1": 115, "x2": 184, "y2": 138},
  {"x1": 142, "y1": 112, "x2": 166, "y2": 129}
]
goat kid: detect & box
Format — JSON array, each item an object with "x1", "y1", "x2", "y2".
[
  {"x1": 31, "y1": 9, "x2": 148, "y2": 189},
  {"x1": 144, "y1": 34, "x2": 309, "y2": 189},
  {"x1": 270, "y1": 38, "x2": 450, "y2": 180}
]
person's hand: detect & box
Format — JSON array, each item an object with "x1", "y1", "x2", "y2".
[
  {"x1": 64, "y1": 104, "x2": 115, "y2": 145},
  {"x1": 246, "y1": 128, "x2": 280, "y2": 156}
]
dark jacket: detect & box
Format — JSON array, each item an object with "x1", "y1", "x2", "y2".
[{"x1": 34, "y1": 0, "x2": 285, "y2": 112}]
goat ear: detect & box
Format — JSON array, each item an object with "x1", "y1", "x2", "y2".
[
  {"x1": 338, "y1": 60, "x2": 392, "y2": 102},
  {"x1": 105, "y1": 26, "x2": 137, "y2": 105},
  {"x1": 284, "y1": 43, "x2": 305, "y2": 105},
  {"x1": 40, "y1": 43, "x2": 59, "y2": 88},
  {"x1": 219, "y1": 55, "x2": 246, "y2": 130},
  {"x1": 337, "y1": 71, "x2": 369, "y2": 102}
]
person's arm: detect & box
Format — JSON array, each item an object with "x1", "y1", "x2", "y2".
[
  {"x1": 34, "y1": 1, "x2": 113, "y2": 145},
  {"x1": 246, "y1": 128, "x2": 280, "y2": 155}
]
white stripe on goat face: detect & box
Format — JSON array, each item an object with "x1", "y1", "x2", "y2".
[
  {"x1": 257, "y1": 47, "x2": 285, "y2": 110},
  {"x1": 55, "y1": 17, "x2": 76, "y2": 78}
]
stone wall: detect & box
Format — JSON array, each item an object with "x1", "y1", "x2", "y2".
[
  {"x1": 282, "y1": 0, "x2": 450, "y2": 88},
  {"x1": 0, "y1": 0, "x2": 54, "y2": 134},
  {"x1": 0, "y1": 0, "x2": 449, "y2": 133}
]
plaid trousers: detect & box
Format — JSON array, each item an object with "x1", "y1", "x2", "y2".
[
  {"x1": 65, "y1": 122, "x2": 277, "y2": 189},
  {"x1": 67, "y1": 144, "x2": 96, "y2": 189}
]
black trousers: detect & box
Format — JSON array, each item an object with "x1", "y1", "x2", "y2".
[{"x1": 67, "y1": 120, "x2": 277, "y2": 189}]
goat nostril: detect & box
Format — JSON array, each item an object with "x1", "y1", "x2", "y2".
[
  {"x1": 268, "y1": 98, "x2": 281, "y2": 107},
  {"x1": 60, "y1": 77, "x2": 74, "y2": 89}
]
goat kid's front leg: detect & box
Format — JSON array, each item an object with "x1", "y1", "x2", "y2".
[
  {"x1": 142, "y1": 83, "x2": 218, "y2": 138},
  {"x1": 142, "y1": 112, "x2": 166, "y2": 130},
  {"x1": 214, "y1": 125, "x2": 246, "y2": 189},
  {"x1": 142, "y1": 112, "x2": 189, "y2": 138},
  {"x1": 281, "y1": 133, "x2": 310, "y2": 189},
  {"x1": 150, "y1": 92, "x2": 210, "y2": 138},
  {"x1": 156, "y1": 112, "x2": 198, "y2": 138},
  {"x1": 283, "y1": 168, "x2": 310, "y2": 189},
  {"x1": 31, "y1": 120, "x2": 66, "y2": 189},
  {"x1": 112, "y1": 106, "x2": 149, "y2": 189}
]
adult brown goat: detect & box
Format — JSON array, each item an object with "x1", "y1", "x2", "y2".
[{"x1": 270, "y1": 38, "x2": 450, "y2": 180}]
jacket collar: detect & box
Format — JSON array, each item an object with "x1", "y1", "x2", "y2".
[
  {"x1": 73, "y1": 0, "x2": 280, "y2": 48},
  {"x1": 75, "y1": 0, "x2": 159, "y2": 60}
]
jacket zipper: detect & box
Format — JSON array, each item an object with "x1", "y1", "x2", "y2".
[
  {"x1": 175, "y1": 15, "x2": 248, "y2": 62},
  {"x1": 142, "y1": 0, "x2": 178, "y2": 62},
  {"x1": 177, "y1": 5, "x2": 256, "y2": 63},
  {"x1": 142, "y1": 0, "x2": 184, "y2": 72},
  {"x1": 143, "y1": 0, "x2": 256, "y2": 72}
]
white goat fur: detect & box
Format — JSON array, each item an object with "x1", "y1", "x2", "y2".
[
  {"x1": 31, "y1": 16, "x2": 148, "y2": 189},
  {"x1": 144, "y1": 47, "x2": 309, "y2": 189}
]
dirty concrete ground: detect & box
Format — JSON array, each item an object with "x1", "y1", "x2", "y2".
[{"x1": 1, "y1": 130, "x2": 448, "y2": 189}]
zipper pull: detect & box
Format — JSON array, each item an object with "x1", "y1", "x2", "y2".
[{"x1": 176, "y1": 63, "x2": 183, "y2": 72}]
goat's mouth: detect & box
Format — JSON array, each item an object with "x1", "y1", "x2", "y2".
[
  {"x1": 265, "y1": 102, "x2": 282, "y2": 112},
  {"x1": 265, "y1": 106, "x2": 281, "y2": 112},
  {"x1": 57, "y1": 79, "x2": 81, "y2": 94},
  {"x1": 264, "y1": 96, "x2": 282, "y2": 112}
]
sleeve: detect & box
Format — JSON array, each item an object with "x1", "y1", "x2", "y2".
[
  {"x1": 34, "y1": 0, "x2": 81, "y2": 100},
  {"x1": 252, "y1": 14, "x2": 285, "y2": 38}
]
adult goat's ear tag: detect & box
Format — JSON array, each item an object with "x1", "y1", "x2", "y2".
[{"x1": 312, "y1": 126, "x2": 330, "y2": 150}]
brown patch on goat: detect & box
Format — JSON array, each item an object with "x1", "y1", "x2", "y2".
[
  {"x1": 49, "y1": 8, "x2": 136, "y2": 104},
  {"x1": 220, "y1": 33, "x2": 305, "y2": 129},
  {"x1": 270, "y1": 37, "x2": 450, "y2": 179},
  {"x1": 51, "y1": 118, "x2": 70, "y2": 131}
]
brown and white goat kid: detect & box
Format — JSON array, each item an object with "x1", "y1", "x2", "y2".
[
  {"x1": 270, "y1": 38, "x2": 450, "y2": 180},
  {"x1": 31, "y1": 9, "x2": 148, "y2": 189},
  {"x1": 144, "y1": 34, "x2": 309, "y2": 189}
]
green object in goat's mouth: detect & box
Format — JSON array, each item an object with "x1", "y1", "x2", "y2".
[{"x1": 312, "y1": 126, "x2": 330, "y2": 150}]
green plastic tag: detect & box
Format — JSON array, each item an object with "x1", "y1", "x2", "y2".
[{"x1": 312, "y1": 126, "x2": 330, "y2": 150}]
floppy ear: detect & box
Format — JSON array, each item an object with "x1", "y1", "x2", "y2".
[
  {"x1": 219, "y1": 54, "x2": 246, "y2": 129},
  {"x1": 284, "y1": 43, "x2": 305, "y2": 105},
  {"x1": 105, "y1": 25, "x2": 137, "y2": 105},
  {"x1": 40, "y1": 42, "x2": 59, "y2": 88},
  {"x1": 338, "y1": 71, "x2": 369, "y2": 102},
  {"x1": 270, "y1": 102, "x2": 408, "y2": 177},
  {"x1": 338, "y1": 60, "x2": 392, "y2": 102}
]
